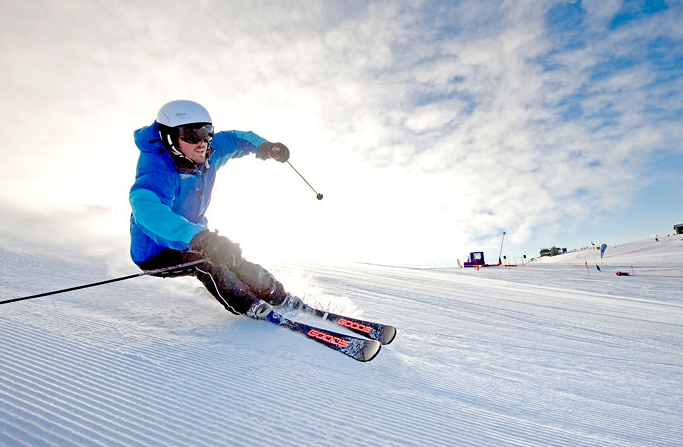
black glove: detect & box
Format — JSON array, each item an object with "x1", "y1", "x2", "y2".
[
  {"x1": 257, "y1": 142, "x2": 290, "y2": 163},
  {"x1": 189, "y1": 230, "x2": 242, "y2": 268}
]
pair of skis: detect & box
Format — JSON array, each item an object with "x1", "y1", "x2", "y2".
[{"x1": 249, "y1": 300, "x2": 396, "y2": 362}]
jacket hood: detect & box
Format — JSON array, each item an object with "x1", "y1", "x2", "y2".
[{"x1": 134, "y1": 122, "x2": 165, "y2": 155}]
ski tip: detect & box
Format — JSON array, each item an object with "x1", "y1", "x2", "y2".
[
  {"x1": 361, "y1": 340, "x2": 382, "y2": 362},
  {"x1": 381, "y1": 326, "x2": 397, "y2": 345}
]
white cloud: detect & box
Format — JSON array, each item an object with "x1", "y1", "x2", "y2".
[
  {"x1": 581, "y1": 0, "x2": 622, "y2": 28},
  {"x1": 0, "y1": 0, "x2": 681, "y2": 265}
]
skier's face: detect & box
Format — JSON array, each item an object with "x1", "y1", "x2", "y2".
[{"x1": 178, "y1": 137, "x2": 208, "y2": 164}]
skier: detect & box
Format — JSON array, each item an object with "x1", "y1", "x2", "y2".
[{"x1": 129, "y1": 100, "x2": 301, "y2": 319}]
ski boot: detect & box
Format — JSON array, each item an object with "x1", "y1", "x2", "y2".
[
  {"x1": 246, "y1": 300, "x2": 282, "y2": 324},
  {"x1": 280, "y1": 294, "x2": 304, "y2": 310}
]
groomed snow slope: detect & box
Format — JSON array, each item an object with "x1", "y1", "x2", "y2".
[{"x1": 1, "y1": 237, "x2": 682, "y2": 446}]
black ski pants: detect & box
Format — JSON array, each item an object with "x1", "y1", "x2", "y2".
[{"x1": 137, "y1": 249, "x2": 287, "y2": 315}]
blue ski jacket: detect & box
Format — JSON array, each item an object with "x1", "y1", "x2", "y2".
[{"x1": 129, "y1": 122, "x2": 268, "y2": 264}]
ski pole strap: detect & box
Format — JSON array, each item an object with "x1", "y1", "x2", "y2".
[{"x1": 0, "y1": 259, "x2": 206, "y2": 306}]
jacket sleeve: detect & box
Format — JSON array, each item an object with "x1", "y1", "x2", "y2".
[
  {"x1": 210, "y1": 130, "x2": 269, "y2": 169},
  {"x1": 129, "y1": 171, "x2": 206, "y2": 250}
]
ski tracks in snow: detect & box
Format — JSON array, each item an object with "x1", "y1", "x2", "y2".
[{"x1": 1, "y1": 251, "x2": 683, "y2": 446}]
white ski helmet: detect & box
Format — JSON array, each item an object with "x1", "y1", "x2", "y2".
[
  {"x1": 157, "y1": 100, "x2": 212, "y2": 127},
  {"x1": 156, "y1": 100, "x2": 213, "y2": 163}
]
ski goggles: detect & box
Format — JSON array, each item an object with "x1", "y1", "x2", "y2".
[{"x1": 178, "y1": 124, "x2": 214, "y2": 144}]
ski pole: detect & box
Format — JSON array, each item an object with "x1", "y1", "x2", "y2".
[
  {"x1": 287, "y1": 161, "x2": 323, "y2": 200},
  {"x1": 0, "y1": 259, "x2": 206, "y2": 306}
]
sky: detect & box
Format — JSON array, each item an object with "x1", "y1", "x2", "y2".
[{"x1": 0, "y1": 0, "x2": 682, "y2": 268}]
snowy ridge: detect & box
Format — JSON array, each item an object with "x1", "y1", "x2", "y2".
[
  {"x1": 2, "y1": 246, "x2": 683, "y2": 446},
  {"x1": 531, "y1": 233, "x2": 683, "y2": 267}
]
